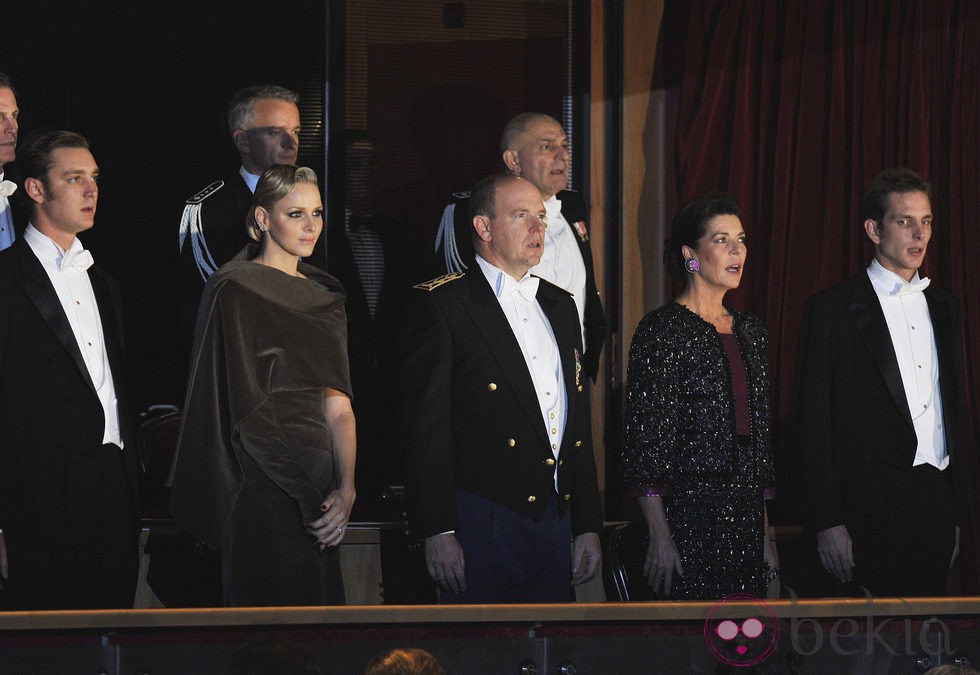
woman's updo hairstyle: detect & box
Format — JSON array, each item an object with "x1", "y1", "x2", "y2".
[
  {"x1": 663, "y1": 192, "x2": 740, "y2": 282},
  {"x1": 246, "y1": 164, "x2": 319, "y2": 241}
]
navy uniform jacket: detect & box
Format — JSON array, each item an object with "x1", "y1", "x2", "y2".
[
  {"x1": 397, "y1": 269, "x2": 602, "y2": 541},
  {"x1": 176, "y1": 173, "x2": 253, "y2": 352}
]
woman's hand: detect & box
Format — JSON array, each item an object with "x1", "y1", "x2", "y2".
[
  {"x1": 763, "y1": 506, "x2": 779, "y2": 595},
  {"x1": 764, "y1": 534, "x2": 779, "y2": 595},
  {"x1": 307, "y1": 389, "x2": 358, "y2": 550},
  {"x1": 637, "y1": 495, "x2": 684, "y2": 596},
  {"x1": 645, "y1": 529, "x2": 684, "y2": 596},
  {"x1": 305, "y1": 485, "x2": 356, "y2": 549}
]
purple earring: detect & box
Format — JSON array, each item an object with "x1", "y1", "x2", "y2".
[{"x1": 684, "y1": 257, "x2": 700, "y2": 273}]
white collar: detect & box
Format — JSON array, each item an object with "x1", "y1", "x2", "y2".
[
  {"x1": 24, "y1": 224, "x2": 86, "y2": 266},
  {"x1": 475, "y1": 255, "x2": 538, "y2": 300},
  {"x1": 867, "y1": 258, "x2": 930, "y2": 296}
]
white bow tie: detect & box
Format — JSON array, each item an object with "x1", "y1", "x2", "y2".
[
  {"x1": 0, "y1": 180, "x2": 16, "y2": 199},
  {"x1": 890, "y1": 276, "x2": 931, "y2": 297},
  {"x1": 60, "y1": 248, "x2": 94, "y2": 272},
  {"x1": 509, "y1": 275, "x2": 540, "y2": 303}
]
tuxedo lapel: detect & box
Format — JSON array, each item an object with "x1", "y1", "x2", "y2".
[
  {"x1": 925, "y1": 288, "x2": 960, "y2": 444},
  {"x1": 536, "y1": 280, "x2": 580, "y2": 426},
  {"x1": 845, "y1": 274, "x2": 913, "y2": 429},
  {"x1": 464, "y1": 271, "x2": 549, "y2": 444},
  {"x1": 925, "y1": 288, "x2": 952, "y2": 365},
  {"x1": 89, "y1": 267, "x2": 124, "y2": 380},
  {"x1": 14, "y1": 240, "x2": 98, "y2": 394}
]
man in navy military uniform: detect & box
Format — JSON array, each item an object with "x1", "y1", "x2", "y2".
[
  {"x1": 176, "y1": 84, "x2": 301, "y2": 349},
  {"x1": 400, "y1": 173, "x2": 602, "y2": 603}
]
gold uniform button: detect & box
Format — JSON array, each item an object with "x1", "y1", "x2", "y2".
[
  {"x1": 559, "y1": 459, "x2": 563, "y2": 466},
  {"x1": 527, "y1": 495, "x2": 537, "y2": 503},
  {"x1": 507, "y1": 438, "x2": 516, "y2": 447},
  {"x1": 577, "y1": 385, "x2": 583, "y2": 392},
  {"x1": 488, "y1": 382, "x2": 497, "y2": 391},
  {"x1": 563, "y1": 494, "x2": 571, "y2": 501},
  {"x1": 545, "y1": 458, "x2": 556, "y2": 466},
  {"x1": 575, "y1": 440, "x2": 582, "y2": 447}
]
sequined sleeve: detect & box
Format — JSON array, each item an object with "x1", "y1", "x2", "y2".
[{"x1": 621, "y1": 308, "x2": 681, "y2": 495}]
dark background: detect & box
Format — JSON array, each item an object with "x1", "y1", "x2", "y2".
[{"x1": 1, "y1": 1, "x2": 328, "y2": 409}]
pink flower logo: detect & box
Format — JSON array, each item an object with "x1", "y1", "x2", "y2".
[{"x1": 703, "y1": 593, "x2": 779, "y2": 667}]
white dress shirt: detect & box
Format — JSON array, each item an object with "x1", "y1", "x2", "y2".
[
  {"x1": 530, "y1": 196, "x2": 588, "y2": 348},
  {"x1": 24, "y1": 225, "x2": 123, "y2": 447},
  {"x1": 867, "y1": 259, "x2": 946, "y2": 469},
  {"x1": 476, "y1": 255, "x2": 566, "y2": 488}
]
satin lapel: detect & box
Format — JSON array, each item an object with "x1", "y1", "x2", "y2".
[
  {"x1": 15, "y1": 241, "x2": 98, "y2": 394},
  {"x1": 846, "y1": 274, "x2": 913, "y2": 429},
  {"x1": 925, "y1": 288, "x2": 957, "y2": 441},
  {"x1": 89, "y1": 267, "x2": 124, "y2": 380},
  {"x1": 464, "y1": 271, "x2": 549, "y2": 443}
]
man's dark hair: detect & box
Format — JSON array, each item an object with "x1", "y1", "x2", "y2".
[
  {"x1": 17, "y1": 130, "x2": 90, "y2": 187},
  {"x1": 861, "y1": 167, "x2": 931, "y2": 224},
  {"x1": 470, "y1": 172, "x2": 524, "y2": 221},
  {"x1": 0, "y1": 72, "x2": 15, "y2": 95},
  {"x1": 469, "y1": 173, "x2": 524, "y2": 247},
  {"x1": 663, "y1": 192, "x2": 741, "y2": 282}
]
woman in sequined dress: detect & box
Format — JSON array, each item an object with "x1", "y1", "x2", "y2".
[{"x1": 622, "y1": 193, "x2": 777, "y2": 600}]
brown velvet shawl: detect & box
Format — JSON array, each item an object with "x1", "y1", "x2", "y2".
[{"x1": 170, "y1": 246, "x2": 351, "y2": 551}]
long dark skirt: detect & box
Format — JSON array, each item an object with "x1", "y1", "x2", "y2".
[
  {"x1": 222, "y1": 453, "x2": 344, "y2": 607},
  {"x1": 665, "y1": 480, "x2": 766, "y2": 601}
]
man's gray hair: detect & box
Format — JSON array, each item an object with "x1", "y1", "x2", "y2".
[{"x1": 227, "y1": 84, "x2": 299, "y2": 134}]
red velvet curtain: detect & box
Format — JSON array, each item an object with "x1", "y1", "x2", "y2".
[{"x1": 666, "y1": 0, "x2": 980, "y2": 590}]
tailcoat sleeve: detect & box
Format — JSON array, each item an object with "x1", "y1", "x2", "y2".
[
  {"x1": 792, "y1": 292, "x2": 846, "y2": 533},
  {"x1": 621, "y1": 313, "x2": 681, "y2": 493}
]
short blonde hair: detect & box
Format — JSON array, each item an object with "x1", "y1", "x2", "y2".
[{"x1": 246, "y1": 164, "x2": 319, "y2": 241}]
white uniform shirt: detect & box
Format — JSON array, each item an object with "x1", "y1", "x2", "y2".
[{"x1": 530, "y1": 196, "x2": 588, "y2": 349}]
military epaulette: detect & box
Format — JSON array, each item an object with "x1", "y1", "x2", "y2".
[
  {"x1": 414, "y1": 272, "x2": 465, "y2": 291},
  {"x1": 185, "y1": 180, "x2": 225, "y2": 205}
]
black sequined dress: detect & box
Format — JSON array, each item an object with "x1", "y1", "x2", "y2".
[{"x1": 622, "y1": 302, "x2": 775, "y2": 600}]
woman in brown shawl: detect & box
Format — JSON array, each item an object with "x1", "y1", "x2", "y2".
[{"x1": 170, "y1": 165, "x2": 355, "y2": 606}]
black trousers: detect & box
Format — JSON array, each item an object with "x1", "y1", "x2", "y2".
[
  {"x1": 4, "y1": 443, "x2": 139, "y2": 610},
  {"x1": 843, "y1": 462, "x2": 956, "y2": 598}
]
